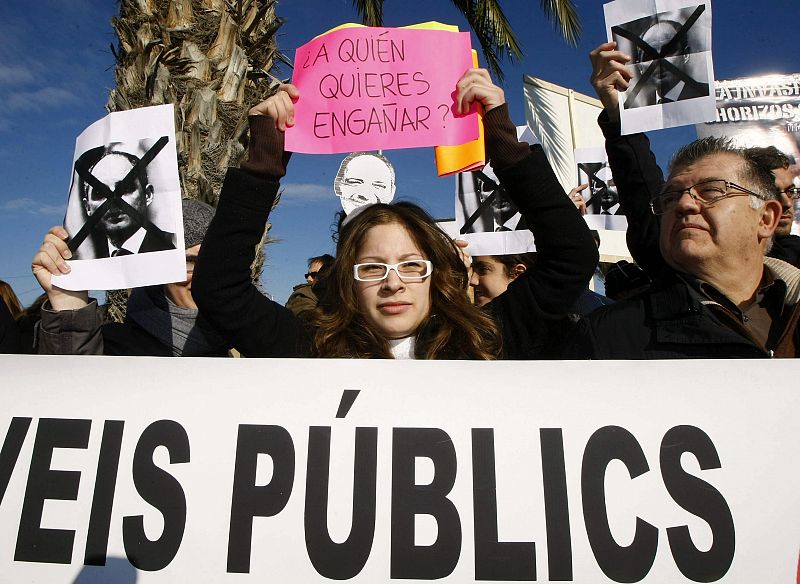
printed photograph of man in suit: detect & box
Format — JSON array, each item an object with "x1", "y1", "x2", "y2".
[
  {"x1": 612, "y1": 5, "x2": 711, "y2": 110},
  {"x1": 74, "y1": 144, "x2": 176, "y2": 259},
  {"x1": 457, "y1": 166, "x2": 527, "y2": 234}
]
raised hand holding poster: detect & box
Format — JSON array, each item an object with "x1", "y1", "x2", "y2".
[{"x1": 604, "y1": 0, "x2": 716, "y2": 134}]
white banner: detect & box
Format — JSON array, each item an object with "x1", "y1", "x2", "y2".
[{"x1": 1, "y1": 355, "x2": 798, "y2": 583}]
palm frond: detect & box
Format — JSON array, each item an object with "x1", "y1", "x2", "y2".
[
  {"x1": 451, "y1": 0, "x2": 523, "y2": 81},
  {"x1": 539, "y1": 0, "x2": 582, "y2": 46},
  {"x1": 474, "y1": 0, "x2": 523, "y2": 58},
  {"x1": 352, "y1": 0, "x2": 384, "y2": 26}
]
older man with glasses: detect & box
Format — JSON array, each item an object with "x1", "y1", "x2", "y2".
[
  {"x1": 567, "y1": 134, "x2": 800, "y2": 359},
  {"x1": 588, "y1": 42, "x2": 800, "y2": 273}
]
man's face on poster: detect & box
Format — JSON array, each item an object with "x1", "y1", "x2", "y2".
[
  {"x1": 637, "y1": 21, "x2": 686, "y2": 93},
  {"x1": 476, "y1": 173, "x2": 516, "y2": 225},
  {"x1": 82, "y1": 153, "x2": 153, "y2": 241},
  {"x1": 336, "y1": 154, "x2": 395, "y2": 215},
  {"x1": 592, "y1": 166, "x2": 619, "y2": 212}
]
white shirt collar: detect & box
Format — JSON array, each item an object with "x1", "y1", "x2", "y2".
[
  {"x1": 388, "y1": 336, "x2": 416, "y2": 359},
  {"x1": 660, "y1": 80, "x2": 685, "y2": 103},
  {"x1": 495, "y1": 213, "x2": 521, "y2": 231},
  {"x1": 109, "y1": 226, "x2": 147, "y2": 256}
]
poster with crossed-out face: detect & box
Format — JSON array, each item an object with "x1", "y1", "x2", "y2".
[
  {"x1": 52, "y1": 105, "x2": 186, "y2": 292},
  {"x1": 604, "y1": 0, "x2": 716, "y2": 135},
  {"x1": 574, "y1": 148, "x2": 629, "y2": 231},
  {"x1": 454, "y1": 126, "x2": 538, "y2": 256}
]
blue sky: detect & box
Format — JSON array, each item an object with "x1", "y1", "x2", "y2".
[{"x1": 0, "y1": 0, "x2": 797, "y2": 306}]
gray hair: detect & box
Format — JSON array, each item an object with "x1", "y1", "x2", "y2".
[{"x1": 668, "y1": 137, "x2": 780, "y2": 209}]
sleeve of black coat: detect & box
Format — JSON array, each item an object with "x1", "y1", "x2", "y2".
[
  {"x1": 484, "y1": 105, "x2": 599, "y2": 358},
  {"x1": 192, "y1": 117, "x2": 308, "y2": 357},
  {"x1": 600, "y1": 111, "x2": 666, "y2": 277}
]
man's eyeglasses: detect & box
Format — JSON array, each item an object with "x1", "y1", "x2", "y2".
[
  {"x1": 353, "y1": 260, "x2": 433, "y2": 282},
  {"x1": 781, "y1": 186, "x2": 800, "y2": 200},
  {"x1": 651, "y1": 179, "x2": 768, "y2": 216}
]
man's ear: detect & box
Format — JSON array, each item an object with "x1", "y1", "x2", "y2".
[
  {"x1": 510, "y1": 264, "x2": 528, "y2": 280},
  {"x1": 144, "y1": 184, "x2": 154, "y2": 206},
  {"x1": 758, "y1": 199, "x2": 783, "y2": 239}
]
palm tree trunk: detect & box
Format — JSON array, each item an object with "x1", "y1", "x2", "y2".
[{"x1": 104, "y1": 0, "x2": 287, "y2": 321}]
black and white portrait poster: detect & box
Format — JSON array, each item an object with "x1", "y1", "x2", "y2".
[
  {"x1": 604, "y1": 0, "x2": 716, "y2": 135},
  {"x1": 696, "y1": 74, "x2": 800, "y2": 234},
  {"x1": 574, "y1": 147, "x2": 628, "y2": 231},
  {"x1": 455, "y1": 126, "x2": 537, "y2": 255},
  {"x1": 52, "y1": 105, "x2": 185, "y2": 291}
]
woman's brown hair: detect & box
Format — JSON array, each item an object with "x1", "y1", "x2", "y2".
[
  {"x1": 0, "y1": 280, "x2": 23, "y2": 319},
  {"x1": 312, "y1": 203, "x2": 502, "y2": 359}
]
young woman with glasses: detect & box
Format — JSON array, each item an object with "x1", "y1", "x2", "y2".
[{"x1": 192, "y1": 69, "x2": 598, "y2": 359}]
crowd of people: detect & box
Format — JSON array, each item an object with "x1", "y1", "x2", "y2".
[{"x1": 2, "y1": 43, "x2": 799, "y2": 359}]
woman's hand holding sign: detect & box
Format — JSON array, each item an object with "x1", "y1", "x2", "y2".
[
  {"x1": 250, "y1": 84, "x2": 300, "y2": 132},
  {"x1": 455, "y1": 68, "x2": 505, "y2": 114}
]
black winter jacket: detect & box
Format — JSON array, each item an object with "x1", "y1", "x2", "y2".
[
  {"x1": 193, "y1": 107, "x2": 598, "y2": 359},
  {"x1": 567, "y1": 258, "x2": 800, "y2": 359}
]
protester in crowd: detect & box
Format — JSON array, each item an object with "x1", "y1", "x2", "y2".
[
  {"x1": 305, "y1": 254, "x2": 333, "y2": 285},
  {"x1": 747, "y1": 147, "x2": 800, "y2": 265},
  {"x1": 0, "y1": 280, "x2": 23, "y2": 353},
  {"x1": 16, "y1": 293, "x2": 48, "y2": 354},
  {"x1": 577, "y1": 42, "x2": 800, "y2": 358},
  {"x1": 589, "y1": 41, "x2": 800, "y2": 274},
  {"x1": 466, "y1": 183, "x2": 602, "y2": 310},
  {"x1": 469, "y1": 253, "x2": 537, "y2": 307},
  {"x1": 567, "y1": 133, "x2": 800, "y2": 358},
  {"x1": 286, "y1": 254, "x2": 334, "y2": 320},
  {"x1": 192, "y1": 68, "x2": 598, "y2": 359},
  {"x1": 32, "y1": 199, "x2": 229, "y2": 356},
  {"x1": 0, "y1": 291, "x2": 21, "y2": 353},
  {"x1": 470, "y1": 245, "x2": 610, "y2": 317},
  {"x1": 0, "y1": 280, "x2": 23, "y2": 319}
]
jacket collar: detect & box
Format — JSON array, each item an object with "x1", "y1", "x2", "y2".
[
  {"x1": 645, "y1": 272, "x2": 760, "y2": 348},
  {"x1": 764, "y1": 257, "x2": 800, "y2": 305}
]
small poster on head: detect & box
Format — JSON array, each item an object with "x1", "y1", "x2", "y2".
[
  {"x1": 334, "y1": 152, "x2": 396, "y2": 215},
  {"x1": 574, "y1": 147, "x2": 628, "y2": 231},
  {"x1": 52, "y1": 105, "x2": 185, "y2": 291},
  {"x1": 604, "y1": 0, "x2": 716, "y2": 135}
]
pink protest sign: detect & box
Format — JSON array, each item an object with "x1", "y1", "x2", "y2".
[{"x1": 285, "y1": 26, "x2": 479, "y2": 154}]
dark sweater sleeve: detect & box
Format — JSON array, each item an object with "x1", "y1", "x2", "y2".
[
  {"x1": 484, "y1": 105, "x2": 599, "y2": 358},
  {"x1": 600, "y1": 111, "x2": 666, "y2": 277},
  {"x1": 193, "y1": 117, "x2": 309, "y2": 357}
]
